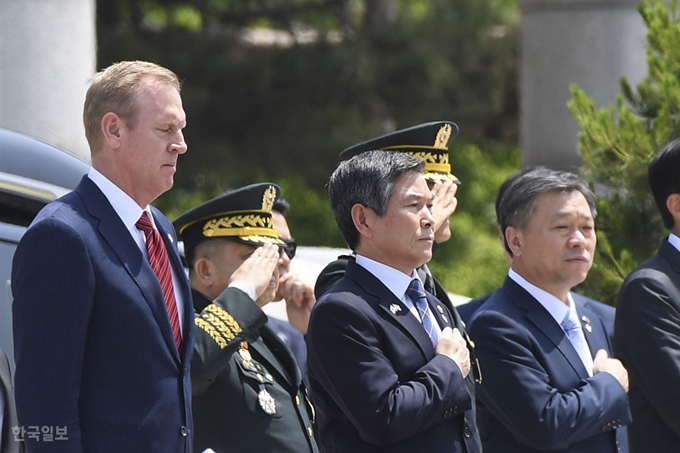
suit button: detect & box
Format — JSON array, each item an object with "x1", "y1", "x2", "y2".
[
  {"x1": 180, "y1": 426, "x2": 188, "y2": 437},
  {"x1": 464, "y1": 426, "x2": 472, "y2": 438},
  {"x1": 307, "y1": 427, "x2": 314, "y2": 437}
]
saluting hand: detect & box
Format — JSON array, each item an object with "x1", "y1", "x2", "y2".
[
  {"x1": 229, "y1": 243, "x2": 280, "y2": 306},
  {"x1": 279, "y1": 273, "x2": 316, "y2": 335},
  {"x1": 430, "y1": 180, "x2": 458, "y2": 231}
]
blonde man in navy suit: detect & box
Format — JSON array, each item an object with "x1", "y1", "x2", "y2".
[
  {"x1": 307, "y1": 150, "x2": 480, "y2": 452},
  {"x1": 12, "y1": 61, "x2": 196, "y2": 452}
]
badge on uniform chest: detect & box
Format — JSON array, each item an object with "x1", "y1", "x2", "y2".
[{"x1": 239, "y1": 341, "x2": 277, "y2": 415}]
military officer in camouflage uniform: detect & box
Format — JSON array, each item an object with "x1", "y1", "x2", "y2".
[{"x1": 174, "y1": 183, "x2": 318, "y2": 453}]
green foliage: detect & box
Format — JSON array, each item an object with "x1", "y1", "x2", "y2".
[
  {"x1": 429, "y1": 144, "x2": 521, "y2": 298},
  {"x1": 273, "y1": 177, "x2": 346, "y2": 247},
  {"x1": 99, "y1": 0, "x2": 521, "y2": 297},
  {"x1": 97, "y1": 0, "x2": 519, "y2": 194},
  {"x1": 567, "y1": 0, "x2": 680, "y2": 304}
]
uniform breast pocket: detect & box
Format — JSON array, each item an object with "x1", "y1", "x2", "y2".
[{"x1": 235, "y1": 358, "x2": 283, "y2": 419}]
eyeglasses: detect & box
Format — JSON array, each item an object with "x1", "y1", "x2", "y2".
[{"x1": 281, "y1": 239, "x2": 297, "y2": 260}]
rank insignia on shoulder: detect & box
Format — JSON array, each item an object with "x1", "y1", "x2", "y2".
[
  {"x1": 389, "y1": 304, "x2": 401, "y2": 314},
  {"x1": 258, "y1": 389, "x2": 276, "y2": 415}
]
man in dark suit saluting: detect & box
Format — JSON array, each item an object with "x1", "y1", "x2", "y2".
[
  {"x1": 468, "y1": 167, "x2": 631, "y2": 452},
  {"x1": 12, "y1": 61, "x2": 195, "y2": 452},
  {"x1": 306, "y1": 150, "x2": 480, "y2": 452}
]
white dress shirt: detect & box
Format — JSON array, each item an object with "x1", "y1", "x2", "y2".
[
  {"x1": 668, "y1": 233, "x2": 680, "y2": 253},
  {"x1": 355, "y1": 255, "x2": 442, "y2": 335},
  {"x1": 88, "y1": 167, "x2": 185, "y2": 335},
  {"x1": 508, "y1": 269, "x2": 593, "y2": 375}
]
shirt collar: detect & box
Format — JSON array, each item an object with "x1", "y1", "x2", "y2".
[
  {"x1": 355, "y1": 254, "x2": 419, "y2": 302},
  {"x1": 88, "y1": 167, "x2": 153, "y2": 231},
  {"x1": 668, "y1": 233, "x2": 680, "y2": 253},
  {"x1": 508, "y1": 268, "x2": 574, "y2": 325}
]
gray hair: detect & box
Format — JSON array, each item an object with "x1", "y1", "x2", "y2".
[
  {"x1": 328, "y1": 150, "x2": 424, "y2": 250},
  {"x1": 497, "y1": 166, "x2": 597, "y2": 256}
]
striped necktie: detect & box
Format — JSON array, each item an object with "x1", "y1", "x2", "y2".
[
  {"x1": 136, "y1": 212, "x2": 182, "y2": 350},
  {"x1": 406, "y1": 279, "x2": 439, "y2": 347}
]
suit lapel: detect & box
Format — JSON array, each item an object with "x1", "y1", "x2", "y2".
[
  {"x1": 426, "y1": 292, "x2": 454, "y2": 330},
  {"x1": 659, "y1": 238, "x2": 680, "y2": 274},
  {"x1": 505, "y1": 279, "x2": 590, "y2": 379},
  {"x1": 576, "y1": 298, "x2": 612, "y2": 356},
  {"x1": 346, "y1": 262, "x2": 434, "y2": 358},
  {"x1": 77, "y1": 178, "x2": 181, "y2": 364}
]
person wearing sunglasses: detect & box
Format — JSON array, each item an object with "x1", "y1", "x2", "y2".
[
  {"x1": 175, "y1": 183, "x2": 319, "y2": 453},
  {"x1": 271, "y1": 198, "x2": 316, "y2": 335},
  {"x1": 265, "y1": 198, "x2": 316, "y2": 385}
]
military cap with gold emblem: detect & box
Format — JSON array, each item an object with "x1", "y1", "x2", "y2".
[
  {"x1": 340, "y1": 121, "x2": 460, "y2": 183},
  {"x1": 173, "y1": 183, "x2": 284, "y2": 262}
]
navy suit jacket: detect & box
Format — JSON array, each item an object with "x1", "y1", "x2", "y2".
[
  {"x1": 458, "y1": 293, "x2": 494, "y2": 326},
  {"x1": 11, "y1": 176, "x2": 195, "y2": 452},
  {"x1": 615, "y1": 239, "x2": 680, "y2": 452},
  {"x1": 267, "y1": 316, "x2": 308, "y2": 386},
  {"x1": 306, "y1": 260, "x2": 480, "y2": 453},
  {"x1": 468, "y1": 277, "x2": 631, "y2": 452}
]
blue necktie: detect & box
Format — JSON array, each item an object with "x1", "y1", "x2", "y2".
[
  {"x1": 406, "y1": 279, "x2": 439, "y2": 347},
  {"x1": 561, "y1": 311, "x2": 593, "y2": 375}
]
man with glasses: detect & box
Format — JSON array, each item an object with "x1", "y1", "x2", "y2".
[
  {"x1": 175, "y1": 183, "x2": 318, "y2": 453},
  {"x1": 267, "y1": 197, "x2": 315, "y2": 382}
]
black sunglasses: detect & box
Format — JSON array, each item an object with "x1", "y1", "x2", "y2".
[{"x1": 281, "y1": 239, "x2": 297, "y2": 260}]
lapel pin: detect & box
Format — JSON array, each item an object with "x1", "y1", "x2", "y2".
[
  {"x1": 581, "y1": 315, "x2": 592, "y2": 333},
  {"x1": 442, "y1": 315, "x2": 449, "y2": 323},
  {"x1": 167, "y1": 233, "x2": 174, "y2": 243},
  {"x1": 436, "y1": 305, "x2": 444, "y2": 314},
  {"x1": 389, "y1": 304, "x2": 401, "y2": 315}
]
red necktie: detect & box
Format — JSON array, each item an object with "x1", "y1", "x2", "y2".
[{"x1": 136, "y1": 212, "x2": 182, "y2": 350}]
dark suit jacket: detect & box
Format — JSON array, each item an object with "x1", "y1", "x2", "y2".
[
  {"x1": 0, "y1": 348, "x2": 22, "y2": 453},
  {"x1": 11, "y1": 176, "x2": 195, "y2": 453},
  {"x1": 458, "y1": 293, "x2": 494, "y2": 326},
  {"x1": 267, "y1": 316, "x2": 308, "y2": 386},
  {"x1": 468, "y1": 277, "x2": 631, "y2": 452},
  {"x1": 191, "y1": 290, "x2": 318, "y2": 453},
  {"x1": 317, "y1": 256, "x2": 480, "y2": 383},
  {"x1": 307, "y1": 260, "x2": 481, "y2": 453},
  {"x1": 615, "y1": 238, "x2": 680, "y2": 452}
]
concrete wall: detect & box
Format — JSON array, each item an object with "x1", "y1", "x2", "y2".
[
  {"x1": 520, "y1": 0, "x2": 647, "y2": 171},
  {"x1": 0, "y1": 0, "x2": 96, "y2": 161}
]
